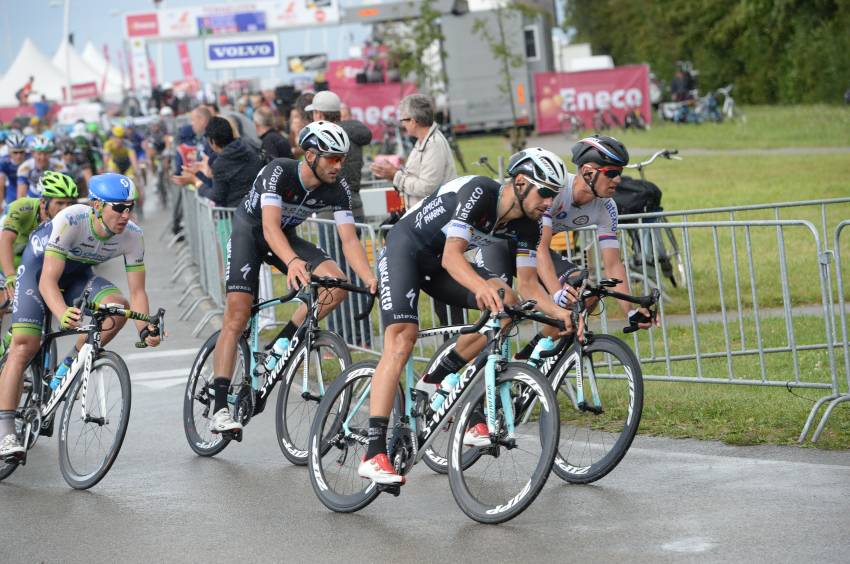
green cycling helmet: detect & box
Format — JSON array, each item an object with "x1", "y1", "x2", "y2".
[{"x1": 37, "y1": 170, "x2": 79, "y2": 199}]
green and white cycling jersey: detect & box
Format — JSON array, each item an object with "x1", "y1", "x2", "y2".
[
  {"x1": 2, "y1": 197, "x2": 40, "y2": 266},
  {"x1": 42, "y1": 203, "x2": 145, "y2": 272}
]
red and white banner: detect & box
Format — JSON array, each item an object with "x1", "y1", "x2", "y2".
[
  {"x1": 62, "y1": 82, "x2": 99, "y2": 102},
  {"x1": 533, "y1": 65, "x2": 651, "y2": 134},
  {"x1": 177, "y1": 41, "x2": 194, "y2": 79},
  {"x1": 327, "y1": 59, "x2": 416, "y2": 138}
]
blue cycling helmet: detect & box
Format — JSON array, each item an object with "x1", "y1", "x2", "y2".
[{"x1": 88, "y1": 173, "x2": 138, "y2": 202}]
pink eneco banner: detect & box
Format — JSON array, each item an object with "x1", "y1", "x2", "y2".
[
  {"x1": 327, "y1": 59, "x2": 416, "y2": 138},
  {"x1": 534, "y1": 65, "x2": 651, "y2": 134}
]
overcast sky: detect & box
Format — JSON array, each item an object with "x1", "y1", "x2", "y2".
[{"x1": 1, "y1": 0, "x2": 370, "y2": 85}]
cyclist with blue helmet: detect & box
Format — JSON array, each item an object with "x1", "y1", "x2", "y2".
[
  {"x1": 0, "y1": 134, "x2": 29, "y2": 206},
  {"x1": 0, "y1": 173, "x2": 161, "y2": 460}
]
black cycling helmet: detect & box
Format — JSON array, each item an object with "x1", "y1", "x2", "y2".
[{"x1": 571, "y1": 135, "x2": 630, "y2": 168}]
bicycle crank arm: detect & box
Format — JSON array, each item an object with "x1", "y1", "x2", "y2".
[
  {"x1": 222, "y1": 430, "x2": 243, "y2": 442},
  {"x1": 577, "y1": 401, "x2": 604, "y2": 415},
  {"x1": 300, "y1": 391, "x2": 322, "y2": 402}
]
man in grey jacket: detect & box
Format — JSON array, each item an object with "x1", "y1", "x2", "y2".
[{"x1": 370, "y1": 93, "x2": 457, "y2": 208}]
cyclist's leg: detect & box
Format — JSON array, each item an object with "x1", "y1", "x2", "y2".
[
  {"x1": 74, "y1": 276, "x2": 125, "y2": 346},
  {"x1": 0, "y1": 270, "x2": 46, "y2": 456},
  {"x1": 360, "y1": 240, "x2": 421, "y2": 484},
  {"x1": 209, "y1": 229, "x2": 264, "y2": 432},
  {"x1": 267, "y1": 231, "x2": 337, "y2": 339}
]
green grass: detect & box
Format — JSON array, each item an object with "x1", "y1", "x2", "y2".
[
  {"x1": 258, "y1": 105, "x2": 850, "y2": 449},
  {"x1": 456, "y1": 105, "x2": 850, "y2": 162}
]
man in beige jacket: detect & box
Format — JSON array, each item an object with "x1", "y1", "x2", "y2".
[{"x1": 371, "y1": 93, "x2": 457, "y2": 208}]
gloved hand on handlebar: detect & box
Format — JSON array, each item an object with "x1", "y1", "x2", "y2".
[
  {"x1": 138, "y1": 324, "x2": 162, "y2": 348},
  {"x1": 60, "y1": 306, "x2": 82, "y2": 329}
]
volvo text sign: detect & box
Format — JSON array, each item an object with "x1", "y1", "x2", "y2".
[{"x1": 204, "y1": 35, "x2": 280, "y2": 70}]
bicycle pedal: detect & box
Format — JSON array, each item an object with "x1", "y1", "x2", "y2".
[
  {"x1": 578, "y1": 401, "x2": 604, "y2": 415},
  {"x1": 223, "y1": 430, "x2": 243, "y2": 442},
  {"x1": 377, "y1": 484, "x2": 401, "y2": 497}
]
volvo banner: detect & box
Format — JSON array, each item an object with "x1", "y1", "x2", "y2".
[{"x1": 204, "y1": 35, "x2": 280, "y2": 70}]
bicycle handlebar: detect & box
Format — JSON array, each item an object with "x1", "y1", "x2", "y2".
[
  {"x1": 74, "y1": 290, "x2": 167, "y2": 348},
  {"x1": 626, "y1": 149, "x2": 681, "y2": 170}
]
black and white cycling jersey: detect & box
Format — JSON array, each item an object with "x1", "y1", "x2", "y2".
[{"x1": 238, "y1": 158, "x2": 354, "y2": 230}]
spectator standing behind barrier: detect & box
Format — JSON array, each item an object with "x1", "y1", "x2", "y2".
[
  {"x1": 307, "y1": 90, "x2": 374, "y2": 346},
  {"x1": 254, "y1": 106, "x2": 293, "y2": 162},
  {"x1": 171, "y1": 106, "x2": 215, "y2": 189},
  {"x1": 289, "y1": 92, "x2": 314, "y2": 159},
  {"x1": 197, "y1": 117, "x2": 262, "y2": 208},
  {"x1": 371, "y1": 93, "x2": 460, "y2": 327},
  {"x1": 370, "y1": 93, "x2": 457, "y2": 209}
]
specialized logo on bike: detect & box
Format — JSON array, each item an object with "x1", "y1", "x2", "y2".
[{"x1": 258, "y1": 336, "x2": 299, "y2": 399}]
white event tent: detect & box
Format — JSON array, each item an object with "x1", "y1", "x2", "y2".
[
  {"x1": 0, "y1": 38, "x2": 68, "y2": 105},
  {"x1": 52, "y1": 39, "x2": 102, "y2": 89}
]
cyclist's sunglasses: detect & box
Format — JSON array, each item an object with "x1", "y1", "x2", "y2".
[
  {"x1": 109, "y1": 202, "x2": 135, "y2": 214},
  {"x1": 595, "y1": 166, "x2": 623, "y2": 179},
  {"x1": 527, "y1": 177, "x2": 560, "y2": 199},
  {"x1": 10, "y1": 150, "x2": 25, "y2": 156},
  {"x1": 319, "y1": 153, "x2": 346, "y2": 164}
]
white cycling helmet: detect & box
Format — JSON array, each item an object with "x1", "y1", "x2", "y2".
[
  {"x1": 298, "y1": 121, "x2": 350, "y2": 155},
  {"x1": 507, "y1": 147, "x2": 568, "y2": 190}
]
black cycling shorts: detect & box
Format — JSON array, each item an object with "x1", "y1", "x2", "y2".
[
  {"x1": 377, "y1": 225, "x2": 507, "y2": 327},
  {"x1": 476, "y1": 240, "x2": 578, "y2": 282},
  {"x1": 225, "y1": 212, "x2": 332, "y2": 295}
]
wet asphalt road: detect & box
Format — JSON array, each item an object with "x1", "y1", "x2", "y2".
[{"x1": 2, "y1": 206, "x2": 849, "y2": 564}]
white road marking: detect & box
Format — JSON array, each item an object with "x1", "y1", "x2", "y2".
[
  {"x1": 132, "y1": 369, "x2": 188, "y2": 381},
  {"x1": 124, "y1": 348, "x2": 197, "y2": 361}
]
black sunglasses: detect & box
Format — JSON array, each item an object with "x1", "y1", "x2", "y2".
[
  {"x1": 526, "y1": 177, "x2": 560, "y2": 199},
  {"x1": 109, "y1": 202, "x2": 135, "y2": 214}
]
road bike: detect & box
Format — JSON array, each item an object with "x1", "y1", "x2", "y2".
[
  {"x1": 524, "y1": 276, "x2": 658, "y2": 483},
  {"x1": 307, "y1": 298, "x2": 562, "y2": 524},
  {"x1": 620, "y1": 149, "x2": 686, "y2": 294},
  {"x1": 183, "y1": 275, "x2": 374, "y2": 464},
  {"x1": 0, "y1": 293, "x2": 165, "y2": 489}
]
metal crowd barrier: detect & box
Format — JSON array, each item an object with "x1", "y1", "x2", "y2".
[{"x1": 171, "y1": 189, "x2": 850, "y2": 442}]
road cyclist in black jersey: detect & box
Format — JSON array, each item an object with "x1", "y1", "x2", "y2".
[
  {"x1": 209, "y1": 121, "x2": 378, "y2": 436},
  {"x1": 516, "y1": 136, "x2": 658, "y2": 359},
  {"x1": 359, "y1": 147, "x2": 575, "y2": 485}
]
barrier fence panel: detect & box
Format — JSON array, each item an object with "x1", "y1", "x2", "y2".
[{"x1": 171, "y1": 188, "x2": 849, "y2": 441}]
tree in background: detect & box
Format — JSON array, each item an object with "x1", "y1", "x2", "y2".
[
  {"x1": 564, "y1": 0, "x2": 850, "y2": 104},
  {"x1": 381, "y1": 0, "x2": 448, "y2": 95}
]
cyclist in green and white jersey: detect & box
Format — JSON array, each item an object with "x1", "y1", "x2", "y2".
[{"x1": 0, "y1": 171, "x2": 78, "y2": 310}]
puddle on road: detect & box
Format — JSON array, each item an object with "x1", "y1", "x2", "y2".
[{"x1": 661, "y1": 537, "x2": 717, "y2": 553}]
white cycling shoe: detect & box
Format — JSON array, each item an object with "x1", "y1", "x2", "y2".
[{"x1": 208, "y1": 408, "x2": 243, "y2": 434}]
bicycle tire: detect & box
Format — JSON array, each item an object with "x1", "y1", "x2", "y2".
[
  {"x1": 308, "y1": 360, "x2": 402, "y2": 513},
  {"x1": 447, "y1": 362, "x2": 558, "y2": 524},
  {"x1": 551, "y1": 334, "x2": 643, "y2": 484},
  {"x1": 276, "y1": 330, "x2": 351, "y2": 465},
  {"x1": 183, "y1": 331, "x2": 249, "y2": 457},
  {"x1": 58, "y1": 351, "x2": 131, "y2": 490}
]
